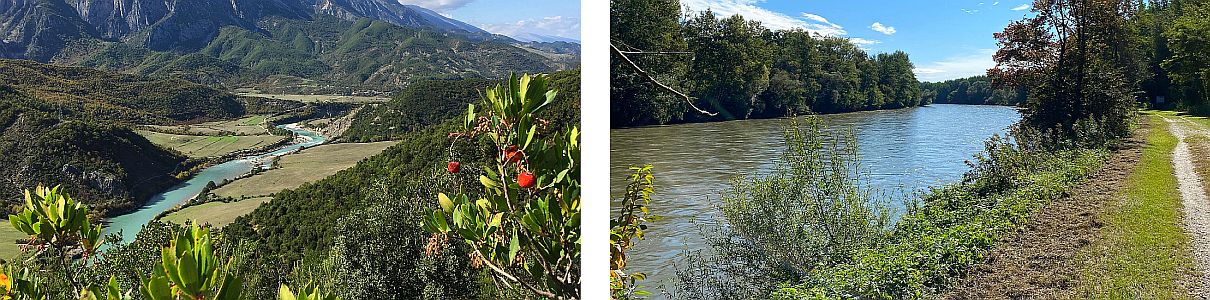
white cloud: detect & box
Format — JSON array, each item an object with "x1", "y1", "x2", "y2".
[
  {"x1": 476, "y1": 15, "x2": 581, "y2": 41},
  {"x1": 680, "y1": 0, "x2": 846, "y2": 36},
  {"x1": 869, "y1": 22, "x2": 896, "y2": 35},
  {"x1": 396, "y1": 0, "x2": 476, "y2": 12},
  {"x1": 961, "y1": 8, "x2": 980, "y2": 14},
  {"x1": 913, "y1": 49, "x2": 997, "y2": 82},
  {"x1": 849, "y1": 38, "x2": 881, "y2": 45},
  {"x1": 993, "y1": 2, "x2": 1001, "y2": 5},
  {"x1": 1011, "y1": 4, "x2": 1030, "y2": 11}
]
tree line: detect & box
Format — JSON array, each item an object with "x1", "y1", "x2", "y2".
[
  {"x1": 920, "y1": 75, "x2": 1028, "y2": 106},
  {"x1": 611, "y1": 0, "x2": 925, "y2": 127}
]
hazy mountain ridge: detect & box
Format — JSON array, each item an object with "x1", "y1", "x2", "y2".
[{"x1": 0, "y1": 0, "x2": 577, "y2": 93}]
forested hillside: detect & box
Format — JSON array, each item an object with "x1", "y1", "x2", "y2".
[
  {"x1": 217, "y1": 71, "x2": 580, "y2": 298},
  {"x1": 611, "y1": 0, "x2": 923, "y2": 127},
  {"x1": 920, "y1": 75, "x2": 1027, "y2": 106},
  {"x1": 343, "y1": 70, "x2": 582, "y2": 142},
  {"x1": 0, "y1": 59, "x2": 246, "y2": 124},
  {"x1": 0, "y1": 86, "x2": 189, "y2": 216},
  {"x1": 0, "y1": 0, "x2": 576, "y2": 94}
]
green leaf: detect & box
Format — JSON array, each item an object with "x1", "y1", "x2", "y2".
[
  {"x1": 438, "y1": 193, "x2": 454, "y2": 213},
  {"x1": 279, "y1": 285, "x2": 297, "y2": 300},
  {"x1": 508, "y1": 233, "x2": 520, "y2": 263}
]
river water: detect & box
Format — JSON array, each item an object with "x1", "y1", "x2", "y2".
[
  {"x1": 103, "y1": 124, "x2": 327, "y2": 244},
  {"x1": 609, "y1": 104, "x2": 1021, "y2": 290}
]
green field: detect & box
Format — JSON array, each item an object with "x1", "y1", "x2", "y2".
[
  {"x1": 160, "y1": 197, "x2": 272, "y2": 228},
  {"x1": 213, "y1": 141, "x2": 398, "y2": 198},
  {"x1": 236, "y1": 92, "x2": 389, "y2": 104},
  {"x1": 0, "y1": 222, "x2": 26, "y2": 258},
  {"x1": 1074, "y1": 114, "x2": 1195, "y2": 298},
  {"x1": 137, "y1": 130, "x2": 287, "y2": 158},
  {"x1": 145, "y1": 115, "x2": 271, "y2": 136}
]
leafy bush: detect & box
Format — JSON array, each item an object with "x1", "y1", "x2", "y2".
[{"x1": 422, "y1": 74, "x2": 580, "y2": 299}]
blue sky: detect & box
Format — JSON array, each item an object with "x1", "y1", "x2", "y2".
[
  {"x1": 398, "y1": 0, "x2": 581, "y2": 41},
  {"x1": 681, "y1": 0, "x2": 1038, "y2": 82}
]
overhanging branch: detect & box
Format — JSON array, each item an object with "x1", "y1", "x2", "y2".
[{"x1": 610, "y1": 43, "x2": 717, "y2": 117}]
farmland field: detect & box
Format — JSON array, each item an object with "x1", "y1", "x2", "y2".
[
  {"x1": 236, "y1": 92, "x2": 389, "y2": 104},
  {"x1": 137, "y1": 130, "x2": 287, "y2": 158},
  {"x1": 159, "y1": 197, "x2": 272, "y2": 228},
  {"x1": 212, "y1": 141, "x2": 398, "y2": 198},
  {"x1": 144, "y1": 115, "x2": 272, "y2": 136},
  {"x1": 0, "y1": 223, "x2": 25, "y2": 258}
]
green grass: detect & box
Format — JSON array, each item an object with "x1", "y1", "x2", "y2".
[
  {"x1": 137, "y1": 130, "x2": 287, "y2": 158},
  {"x1": 160, "y1": 197, "x2": 272, "y2": 228},
  {"x1": 1074, "y1": 114, "x2": 1195, "y2": 299},
  {"x1": 212, "y1": 141, "x2": 398, "y2": 198},
  {"x1": 145, "y1": 115, "x2": 271, "y2": 135}
]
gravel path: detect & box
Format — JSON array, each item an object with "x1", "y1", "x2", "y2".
[{"x1": 1165, "y1": 117, "x2": 1210, "y2": 298}]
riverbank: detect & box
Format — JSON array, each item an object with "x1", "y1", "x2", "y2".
[
  {"x1": 101, "y1": 123, "x2": 327, "y2": 244},
  {"x1": 942, "y1": 114, "x2": 1155, "y2": 298},
  {"x1": 943, "y1": 112, "x2": 1210, "y2": 298}
]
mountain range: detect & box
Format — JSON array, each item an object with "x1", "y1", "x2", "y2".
[{"x1": 0, "y1": 0, "x2": 578, "y2": 93}]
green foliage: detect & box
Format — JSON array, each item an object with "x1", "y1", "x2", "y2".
[
  {"x1": 990, "y1": 0, "x2": 1139, "y2": 147},
  {"x1": 671, "y1": 117, "x2": 892, "y2": 299},
  {"x1": 610, "y1": 0, "x2": 692, "y2": 126},
  {"x1": 0, "y1": 59, "x2": 245, "y2": 125},
  {"x1": 0, "y1": 92, "x2": 189, "y2": 216},
  {"x1": 9, "y1": 185, "x2": 102, "y2": 254},
  {"x1": 140, "y1": 224, "x2": 241, "y2": 300},
  {"x1": 279, "y1": 285, "x2": 337, "y2": 300},
  {"x1": 1163, "y1": 0, "x2": 1210, "y2": 113},
  {"x1": 770, "y1": 132, "x2": 1105, "y2": 299},
  {"x1": 610, "y1": 0, "x2": 925, "y2": 127},
  {"x1": 610, "y1": 166, "x2": 656, "y2": 299},
  {"x1": 919, "y1": 75, "x2": 1026, "y2": 106},
  {"x1": 422, "y1": 74, "x2": 581, "y2": 299}
]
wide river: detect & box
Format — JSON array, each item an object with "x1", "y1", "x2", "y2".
[
  {"x1": 609, "y1": 104, "x2": 1021, "y2": 290},
  {"x1": 103, "y1": 124, "x2": 327, "y2": 244}
]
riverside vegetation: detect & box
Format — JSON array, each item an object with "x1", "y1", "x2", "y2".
[
  {"x1": 609, "y1": 0, "x2": 1210, "y2": 298},
  {"x1": 0, "y1": 71, "x2": 579, "y2": 300}
]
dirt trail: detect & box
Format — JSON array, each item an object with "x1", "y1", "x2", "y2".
[
  {"x1": 943, "y1": 122, "x2": 1147, "y2": 299},
  {"x1": 1166, "y1": 116, "x2": 1210, "y2": 297}
]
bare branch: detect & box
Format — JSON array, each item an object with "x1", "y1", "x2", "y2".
[{"x1": 610, "y1": 43, "x2": 718, "y2": 117}]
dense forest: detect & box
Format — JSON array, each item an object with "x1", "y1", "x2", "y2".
[
  {"x1": 342, "y1": 70, "x2": 582, "y2": 142},
  {"x1": 0, "y1": 59, "x2": 247, "y2": 124},
  {"x1": 0, "y1": 86, "x2": 190, "y2": 216},
  {"x1": 919, "y1": 75, "x2": 1028, "y2": 106},
  {"x1": 610, "y1": 0, "x2": 924, "y2": 127}
]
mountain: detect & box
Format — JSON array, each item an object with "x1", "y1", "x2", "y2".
[
  {"x1": 0, "y1": 86, "x2": 190, "y2": 216},
  {"x1": 0, "y1": 0, "x2": 576, "y2": 93},
  {"x1": 0, "y1": 59, "x2": 246, "y2": 124},
  {"x1": 316, "y1": 0, "x2": 488, "y2": 35},
  {"x1": 510, "y1": 32, "x2": 578, "y2": 43}
]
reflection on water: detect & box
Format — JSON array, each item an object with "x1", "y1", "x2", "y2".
[{"x1": 609, "y1": 104, "x2": 1021, "y2": 290}]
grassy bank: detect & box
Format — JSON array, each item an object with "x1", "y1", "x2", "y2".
[
  {"x1": 211, "y1": 141, "x2": 397, "y2": 198},
  {"x1": 769, "y1": 137, "x2": 1108, "y2": 298},
  {"x1": 1072, "y1": 114, "x2": 1194, "y2": 298}
]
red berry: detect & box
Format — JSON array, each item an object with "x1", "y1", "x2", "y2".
[
  {"x1": 447, "y1": 161, "x2": 461, "y2": 173},
  {"x1": 517, "y1": 172, "x2": 536, "y2": 188}
]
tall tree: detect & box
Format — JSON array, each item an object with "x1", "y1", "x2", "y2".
[
  {"x1": 990, "y1": 0, "x2": 1139, "y2": 145},
  {"x1": 683, "y1": 12, "x2": 774, "y2": 120},
  {"x1": 610, "y1": 0, "x2": 691, "y2": 126},
  {"x1": 1165, "y1": 0, "x2": 1210, "y2": 111}
]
